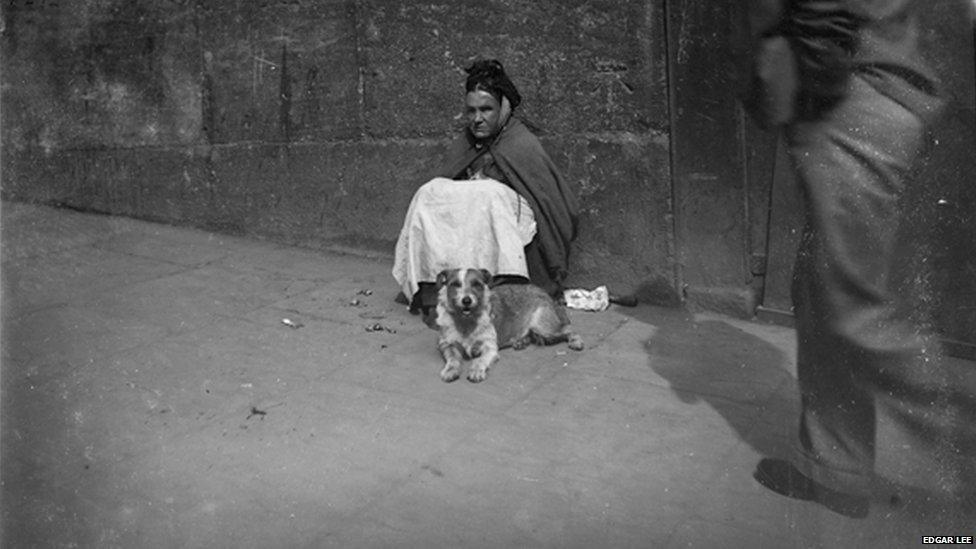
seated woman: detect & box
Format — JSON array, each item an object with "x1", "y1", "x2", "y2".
[{"x1": 393, "y1": 59, "x2": 580, "y2": 318}]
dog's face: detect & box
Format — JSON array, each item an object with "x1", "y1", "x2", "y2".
[{"x1": 436, "y1": 268, "x2": 492, "y2": 317}]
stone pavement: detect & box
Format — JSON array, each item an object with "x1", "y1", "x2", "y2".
[{"x1": 1, "y1": 202, "x2": 972, "y2": 548}]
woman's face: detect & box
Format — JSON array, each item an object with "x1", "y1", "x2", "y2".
[{"x1": 465, "y1": 90, "x2": 505, "y2": 140}]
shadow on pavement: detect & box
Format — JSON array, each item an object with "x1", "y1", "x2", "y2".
[{"x1": 620, "y1": 305, "x2": 799, "y2": 461}]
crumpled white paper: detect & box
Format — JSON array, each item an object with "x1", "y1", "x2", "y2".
[{"x1": 563, "y1": 286, "x2": 610, "y2": 312}]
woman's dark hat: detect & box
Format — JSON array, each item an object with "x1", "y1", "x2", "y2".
[{"x1": 465, "y1": 59, "x2": 522, "y2": 109}]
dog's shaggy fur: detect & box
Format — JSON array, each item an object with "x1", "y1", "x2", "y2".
[{"x1": 435, "y1": 268, "x2": 584, "y2": 383}]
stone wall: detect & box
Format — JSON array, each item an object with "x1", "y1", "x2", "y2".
[{"x1": 1, "y1": 0, "x2": 679, "y2": 304}]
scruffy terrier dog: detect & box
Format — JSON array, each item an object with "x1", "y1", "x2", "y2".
[{"x1": 434, "y1": 268, "x2": 584, "y2": 383}]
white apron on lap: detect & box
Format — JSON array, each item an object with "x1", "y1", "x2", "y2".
[{"x1": 392, "y1": 177, "x2": 536, "y2": 299}]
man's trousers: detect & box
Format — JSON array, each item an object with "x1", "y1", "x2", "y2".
[{"x1": 785, "y1": 74, "x2": 961, "y2": 496}]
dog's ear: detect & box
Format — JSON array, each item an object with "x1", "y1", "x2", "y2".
[
  {"x1": 435, "y1": 269, "x2": 450, "y2": 288},
  {"x1": 479, "y1": 269, "x2": 493, "y2": 285}
]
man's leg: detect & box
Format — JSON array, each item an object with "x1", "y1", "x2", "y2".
[{"x1": 787, "y1": 74, "x2": 929, "y2": 498}]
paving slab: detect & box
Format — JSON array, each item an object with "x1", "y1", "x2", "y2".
[{"x1": 2, "y1": 202, "x2": 973, "y2": 549}]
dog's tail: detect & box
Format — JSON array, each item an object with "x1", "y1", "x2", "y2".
[{"x1": 553, "y1": 305, "x2": 582, "y2": 350}]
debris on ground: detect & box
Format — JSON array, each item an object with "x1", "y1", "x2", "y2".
[
  {"x1": 281, "y1": 318, "x2": 304, "y2": 329},
  {"x1": 609, "y1": 293, "x2": 639, "y2": 307},
  {"x1": 247, "y1": 406, "x2": 267, "y2": 420},
  {"x1": 563, "y1": 286, "x2": 638, "y2": 310},
  {"x1": 563, "y1": 286, "x2": 610, "y2": 311},
  {"x1": 365, "y1": 323, "x2": 396, "y2": 334},
  {"x1": 357, "y1": 289, "x2": 373, "y2": 296}
]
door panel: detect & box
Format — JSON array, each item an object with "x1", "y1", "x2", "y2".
[{"x1": 755, "y1": 137, "x2": 800, "y2": 325}]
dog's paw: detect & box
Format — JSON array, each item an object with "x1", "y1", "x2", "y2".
[
  {"x1": 568, "y1": 334, "x2": 584, "y2": 351},
  {"x1": 467, "y1": 367, "x2": 488, "y2": 383},
  {"x1": 440, "y1": 362, "x2": 461, "y2": 383}
]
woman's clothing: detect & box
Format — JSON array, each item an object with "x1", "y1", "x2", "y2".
[
  {"x1": 392, "y1": 177, "x2": 536, "y2": 303},
  {"x1": 438, "y1": 118, "x2": 579, "y2": 295}
]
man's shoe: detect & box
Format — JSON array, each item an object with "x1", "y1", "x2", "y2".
[{"x1": 753, "y1": 458, "x2": 869, "y2": 519}]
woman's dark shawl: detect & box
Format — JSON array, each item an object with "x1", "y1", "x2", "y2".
[{"x1": 439, "y1": 118, "x2": 579, "y2": 287}]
